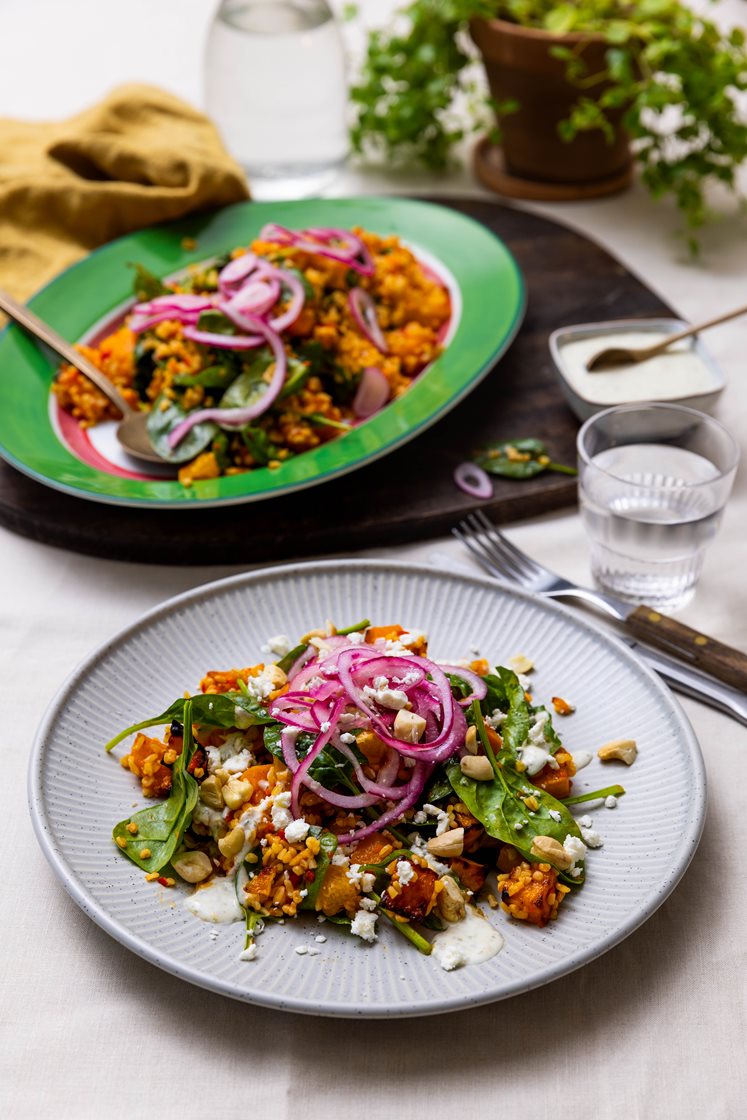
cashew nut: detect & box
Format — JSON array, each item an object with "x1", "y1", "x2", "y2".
[
  {"x1": 460, "y1": 755, "x2": 494, "y2": 781},
  {"x1": 217, "y1": 825, "x2": 245, "y2": 859},
  {"x1": 426, "y1": 827, "x2": 464, "y2": 858},
  {"x1": 530, "y1": 834, "x2": 572, "y2": 870},
  {"x1": 172, "y1": 850, "x2": 213, "y2": 884},
  {"x1": 464, "y1": 726, "x2": 478, "y2": 755},
  {"x1": 598, "y1": 738, "x2": 638, "y2": 765},
  {"x1": 436, "y1": 876, "x2": 466, "y2": 923}
]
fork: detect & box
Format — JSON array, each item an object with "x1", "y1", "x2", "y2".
[{"x1": 453, "y1": 510, "x2": 747, "y2": 726}]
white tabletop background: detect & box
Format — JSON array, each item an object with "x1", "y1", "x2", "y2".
[{"x1": 1, "y1": 2, "x2": 746, "y2": 1117}]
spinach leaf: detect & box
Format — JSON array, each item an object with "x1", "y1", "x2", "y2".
[
  {"x1": 196, "y1": 309, "x2": 237, "y2": 336},
  {"x1": 277, "y1": 356, "x2": 312, "y2": 400},
  {"x1": 295, "y1": 339, "x2": 327, "y2": 376},
  {"x1": 300, "y1": 827, "x2": 338, "y2": 910},
  {"x1": 275, "y1": 642, "x2": 310, "y2": 674},
  {"x1": 240, "y1": 425, "x2": 276, "y2": 466},
  {"x1": 106, "y1": 692, "x2": 274, "y2": 753},
  {"x1": 221, "y1": 368, "x2": 271, "y2": 411},
  {"x1": 263, "y1": 722, "x2": 366, "y2": 791},
  {"x1": 133, "y1": 337, "x2": 156, "y2": 400},
  {"x1": 112, "y1": 699, "x2": 198, "y2": 872},
  {"x1": 422, "y1": 773, "x2": 452, "y2": 804},
  {"x1": 146, "y1": 395, "x2": 218, "y2": 464},
  {"x1": 474, "y1": 438, "x2": 577, "y2": 479},
  {"x1": 172, "y1": 365, "x2": 237, "y2": 390},
  {"x1": 336, "y1": 618, "x2": 370, "y2": 636},
  {"x1": 492, "y1": 667, "x2": 532, "y2": 757},
  {"x1": 129, "y1": 261, "x2": 166, "y2": 301},
  {"x1": 446, "y1": 756, "x2": 585, "y2": 884}
]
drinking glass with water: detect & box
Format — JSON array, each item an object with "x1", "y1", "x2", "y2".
[
  {"x1": 578, "y1": 403, "x2": 739, "y2": 610},
  {"x1": 205, "y1": 0, "x2": 348, "y2": 199}
]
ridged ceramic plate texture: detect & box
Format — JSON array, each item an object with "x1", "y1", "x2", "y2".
[{"x1": 29, "y1": 561, "x2": 705, "y2": 1018}]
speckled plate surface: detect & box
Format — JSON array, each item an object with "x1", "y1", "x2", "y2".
[{"x1": 28, "y1": 561, "x2": 705, "y2": 1017}]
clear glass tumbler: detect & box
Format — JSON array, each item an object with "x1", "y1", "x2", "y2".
[
  {"x1": 577, "y1": 403, "x2": 739, "y2": 610},
  {"x1": 205, "y1": 0, "x2": 348, "y2": 200}
]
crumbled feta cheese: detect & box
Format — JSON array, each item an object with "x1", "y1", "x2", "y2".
[
  {"x1": 351, "y1": 910, "x2": 379, "y2": 942},
  {"x1": 605, "y1": 795, "x2": 618, "y2": 809},
  {"x1": 347, "y1": 631, "x2": 365, "y2": 645},
  {"x1": 331, "y1": 851, "x2": 350, "y2": 867},
  {"x1": 422, "y1": 802, "x2": 450, "y2": 835},
  {"x1": 205, "y1": 732, "x2": 255, "y2": 774},
  {"x1": 307, "y1": 947, "x2": 321, "y2": 956},
  {"x1": 315, "y1": 934, "x2": 327, "y2": 944},
  {"x1": 548, "y1": 809, "x2": 562, "y2": 823},
  {"x1": 373, "y1": 675, "x2": 389, "y2": 689},
  {"x1": 399, "y1": 630, "x2": 424, "y2": 648},
  {"x1": 527, "y1": 709, "x2": 550, "y2": 746},
  {"x1": 396, "y1": 860, "x2": 414, "y2": 884},
  {"x1": 360, "y1": 872, "x2": 376, "y2": 893},
  {"x1": 580, "y1": 826, "x2": 603, "y2": 849},
  {"x1": 563, "y1": 834, "x2": 587, "y2": 878},
  {"x1": 412, "y1": 810, "x2": 427, "y2": 825},
  {"x1": 320, "y1": 720, "x2": 331, "y2": 733},
  {"x1": 271, "y1": 792, "x2": 293, "y2": 831},
  {"x1": 362, "y1": 685, "x2": 409, "y2": 710},
  {"x1": 191, "y1": 801, "x2": 229, "y2": 841},
  {"x1": 346, "y1": 863, "x2": 363, "y2": 886},
  {"x1": 484, "y1": 709, "x2": 506, "y2": 730},
  {"x1": 285, "y1": 818, "x2": 311, "y2": 844},
  {"x1": 295, "y1": 945, "x2": 309, "y2": 956},
  {"x1": 359, "y1": 897, "x2": 377, "y2": 912},
  {"x1": 240, "y1": 943, "x2": 258, "y2": 961},
  {"x1": 514, "y1": 821, "x2": 524, "y2": 832},
  {"x1": 241, "y1": 671, "x2": 275, "y2": 702},
  {"x1": 262, "y1": 634, "x2": 290, "y2": 657},
  {"x1": 339, "y1": 731, "x2": 356, "y2": 745},
  {"x1": 516, "y1": 672, "x2": 532, "y2": 691},
  {"x1": 517, "y1": 744, "x2": 558, "y2": 776},
  {"x1": 437, "y1": 944, "x2": 467, "y2": 971},
  {"x1": 578, "y1": 815, "x2": 593, "y2": 829}
]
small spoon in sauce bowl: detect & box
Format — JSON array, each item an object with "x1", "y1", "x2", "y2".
[
  {"x1": 0, "y1": 288, "x2": 170, "y2": 466},
  {"x1": 586, "y1": 301, "x2": 747, "y2": 372}
]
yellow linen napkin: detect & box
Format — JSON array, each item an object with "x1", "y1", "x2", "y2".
[{"x1": 0, "y1": 84, "x2": 250, "y2": 302}]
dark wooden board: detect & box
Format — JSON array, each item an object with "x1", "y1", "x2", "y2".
[{"x1": 0, "y1": 197, "x2": 672, "y2": 566}]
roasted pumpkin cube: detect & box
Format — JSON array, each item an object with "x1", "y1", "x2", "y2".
[
  {"x1": 350, "y1": 831, "x2": 396, "y2": 867},
  {"x1": 381, "y1": 862, "x2": 439, "y2": 922},
  {"x1": 448, "y1": 856, "x2": 489, "y2": 894},
  {"x1": 315, "y1": 865, "x2": 360, "y2": 917},
  {"x1": 497, "y1": 861, "x2": 569, "y2": 927},
  {"x1": 531, "y1": 750, "x2": 576, "y2": 800}
]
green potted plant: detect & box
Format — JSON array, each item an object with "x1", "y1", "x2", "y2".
[{"x1": 349, "y1": 0, "x2": 747, "y2": 243}]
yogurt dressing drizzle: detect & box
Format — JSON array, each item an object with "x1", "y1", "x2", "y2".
[
  {"x1": 184, "y1": 876, "x2": 242, "y2": 924},
  {"x1": 432, "y1": 905, "x2": 504, "y2": 971}
]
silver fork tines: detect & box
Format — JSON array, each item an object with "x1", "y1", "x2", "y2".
[{"x1": 453, "y1": 510, "x2": 567, "y2": 594}]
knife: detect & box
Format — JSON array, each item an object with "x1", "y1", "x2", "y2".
[{"x1": 622, "y1": 637, "x2": 747, "y2": 726}]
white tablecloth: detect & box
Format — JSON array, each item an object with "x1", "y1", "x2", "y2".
[{"x1": 2, "y1": 2, "x2": 746, "y2": 1117}]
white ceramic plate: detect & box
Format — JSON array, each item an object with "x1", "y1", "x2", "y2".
[{"x1": 29, "y1": 561, "x2": 705, "y2": 1018}]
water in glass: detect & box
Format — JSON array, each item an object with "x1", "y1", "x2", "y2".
[
  {"x1": 205, "y1": 1, "x2": 348, "y2": 199},
  {"x1": 579, "y1": 442, "x2": 725, "y2": 609}
]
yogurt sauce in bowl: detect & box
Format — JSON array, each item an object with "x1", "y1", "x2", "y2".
[{"x1": 549, "y1": 319, "x2": 726, "y2": 421}]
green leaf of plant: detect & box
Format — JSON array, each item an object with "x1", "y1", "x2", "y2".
[
  {"x1": 106, "y1": 692, "x2": 274, "y2": 753},
  {"x1": 172, "y1": 365, "x2": 237, "y2": 390},
  {"x1": 146, "y1": 395, "x2": 218, "y2": 464},
  {"x1": 446, "y1": 756, "x2": 585, "y2": 883},
  {"x1": 112, "y1": 699, "x2": 198, "y2": 872},
  {"x1": 300, "y1": 827, "x2": 338, "y2": 910}
]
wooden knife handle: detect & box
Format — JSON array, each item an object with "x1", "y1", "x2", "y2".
[{"x1": 627, "y1": 606, "x2": 747, "y2": 693}]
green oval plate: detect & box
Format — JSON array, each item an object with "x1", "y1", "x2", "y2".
[{"x1": 0, "y1": 198, "x2": 524, "y2": 508}]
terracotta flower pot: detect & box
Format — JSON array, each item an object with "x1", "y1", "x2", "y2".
[{"x1": 470, "y1": 17, "x2": 632, "y2": 191}]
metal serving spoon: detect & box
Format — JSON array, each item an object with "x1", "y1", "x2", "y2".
[
  {"x1": 0, "y1": 288, "x2": 167, "y2": 465},
  {"x1": 585, "y1": 301, "x2": 747, "y2": 371}
]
